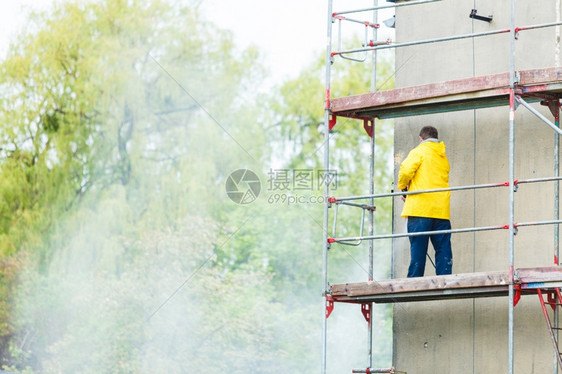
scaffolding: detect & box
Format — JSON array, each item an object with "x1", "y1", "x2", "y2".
[{"x1": 322, "y1": 1, "x2": 562, "y2": 373}]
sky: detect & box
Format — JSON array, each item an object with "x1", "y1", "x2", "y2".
[
  {"x1": 200, "y1": 0, "x2": 328, "y2": 83},
  {"x1": 199, "y1": 0, "x2": 394, "y2": 82},
  {"x1": 0, "y1": 1, "x2": 53, "y2": 57},
  {"x1": 0, "y1": 0, "x2": 395, "y2": 85}
]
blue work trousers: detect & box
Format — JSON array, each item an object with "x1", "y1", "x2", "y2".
[{"x1": 407, "y1": 216, "x2": 453, "y2": 278}]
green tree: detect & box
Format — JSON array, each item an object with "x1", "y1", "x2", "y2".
[
  {"x1": 0, "y1": 1, "x2": 396, "y2": 372},
  {"x1": 267, "y1": 49, "x2": 395, "y2": 277},
  {"x1": 0, "y1": 0, "x2": 264, "y2": 257},
  {"x1": 0, "y1": 0, "x2": 269, "y2": 371},
  {"x1": 265, "y1": 48, "x2": 396, "y2": 368}
]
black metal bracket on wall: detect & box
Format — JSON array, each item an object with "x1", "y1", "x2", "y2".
[{"x1": 470, "y1": 9, "x2": 493, "y2": 23}]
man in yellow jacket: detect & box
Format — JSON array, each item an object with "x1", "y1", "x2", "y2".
[{"x1": 398, "y1": 126, "x2": 452, "y2": 277}]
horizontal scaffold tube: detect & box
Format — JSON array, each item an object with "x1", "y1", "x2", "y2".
[
  {"x1": 332, "y1": 21, "x2": 562, "y2": 56},
  {"x1": 516, "y1": 176, "x2": 562, "y2": 185},
  {"x1": 516, "y1": 21, "x2": 562, "y2": 33},
  {"x1": 333, "y1": 28, "x2": 510, "y2": 56},
  {"x1": 339, "y1": 201, "x2": 376, "y2": 210},
  {"x1": 329, "y1": 176, "x2": 562, "y2": 204},
  {"x1": 328, "y1": 224, "x2": 509, "y2": 243},
  {"x1": 333, "y1": 14, "x2": 379, "y2": 28},
  {"x1": 330, "y1": 181, "x2": 509, "y2": 203},
  {"x1": 516, "y1": 219, "x2": 562, "y2": 228},
  {"x1": 328, "y1": 219, "x2": 562, "y2": 244},
  {"x1": 352, "y1": 368, "x2": 405, "y2": 374}
]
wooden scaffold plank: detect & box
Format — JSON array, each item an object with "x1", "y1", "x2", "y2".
[
  {"x1": 330, "y1": 67, "x2": 562, "y2": 119},
  {"x1": 331, "y1": 266, "x2": 562, "y2": 303}
]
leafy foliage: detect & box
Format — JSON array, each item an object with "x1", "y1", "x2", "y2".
[
  {"x1": 265, "y1": 48, "x2": 396, "y2": 367},
  {"x1": 266, "y1": 47, "x2": 395, "y2": 278},
  {"x1": 0, "y1": 1, "x2": 395, "y2": 373}
]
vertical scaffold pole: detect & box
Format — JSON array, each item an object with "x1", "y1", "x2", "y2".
[
  {"x1": 554, "y1": 5, "x2": 561, "y2": 373},
  {"x1": 322, "y1": 1, "x2": 333, "y2": 373},
  {"x1": 367, "y1": 0, "x2": 378, "y2": 369},
  {"x1": 508, "y1": 0, "x2": 516, "y2": 373},
  {"x1": 554, "y1": 102, "x2": 560, "y2": 374},
  {"x1": 367, "y1": 123, "x2": 375, "y2": 367}
]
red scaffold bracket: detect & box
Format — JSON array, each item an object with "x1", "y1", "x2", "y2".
[
  {"x1": 363, "y1": 119, "x2": 373, "y2": 138},
  {"x1": 326, "y1": 296, "x2": 334, "y2": 319},
  {"x1": 541, "y1": 99, "x2": 561, "y2": 118},
  {"x1": 361, "y1": 303, "x2": 371, "y2": 325},
  {"x1": 514, "y1": 284, "x2": 521, "y2": 307},
  {"x1": 329, "y1": 114, "x2": 337, "y2": 131},
  {"x1": 547, "y1": 289, "x2": 559, "y2": 311}
]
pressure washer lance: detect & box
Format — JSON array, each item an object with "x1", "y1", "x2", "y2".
[{"x1": 427, "y1": 253, "x2": 436, "y2": 269}]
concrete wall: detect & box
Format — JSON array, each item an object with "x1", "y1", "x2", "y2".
[{"x1": 392, "y1": 1, "x2": 561, "y2": 373}]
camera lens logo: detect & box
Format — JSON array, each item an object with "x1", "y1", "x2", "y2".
[{"x1": 225, "y1": 169, "x2": 261, "y2": 204}]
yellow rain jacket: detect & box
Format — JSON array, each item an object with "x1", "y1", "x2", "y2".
[{"x1": 398, "y1": 139, "x2": 450, "y2": 219}]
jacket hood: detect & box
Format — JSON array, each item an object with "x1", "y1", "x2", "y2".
[{"x1": 420, "y1": 139, "x2": 446, "y2": 157}]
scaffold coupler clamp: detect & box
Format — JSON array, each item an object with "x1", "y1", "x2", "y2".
[
  {"x1": 352, "y1": 367, "x2": 371, "y2": 373},
  {"x1": 325, "y1": 291, "x2": 334, "y2": 319},
  {"x1": 352, "y1": 367, "x2": 399, "y2": 374},
  {"x1": 362, "y1": 204, "x2": 376, "y2": 212},
  {"x1": 514, "y1": 70, "x2": 521, "y2": 84}
]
